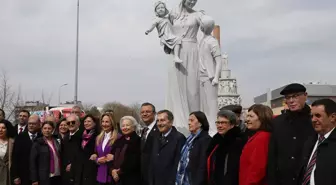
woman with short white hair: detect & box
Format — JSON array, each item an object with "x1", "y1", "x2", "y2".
[{"x1": 110, "y1": 116, "x2": 141, "y2": 185}]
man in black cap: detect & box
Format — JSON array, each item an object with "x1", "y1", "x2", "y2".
[{"x1": 267, "y1": 83, "x2": 315, "y2": 185}]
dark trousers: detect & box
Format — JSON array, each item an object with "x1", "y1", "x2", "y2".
[{"x1": 50, "y1": 176, "x2": 62, "y2": 185}]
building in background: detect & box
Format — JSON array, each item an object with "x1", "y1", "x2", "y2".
[{"x1": 254, "y1": 82, "x2": 336, "y2": 115}]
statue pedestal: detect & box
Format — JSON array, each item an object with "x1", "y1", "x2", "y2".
[{"x1": 217, "y1": 54, "x2": 242, "y2": 109}]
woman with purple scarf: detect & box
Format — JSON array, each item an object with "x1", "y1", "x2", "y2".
[
  {"x1": 89, "y1": 113, "x2": 120, "y2": 185},
  {"x1": 30, "y1": 121, "x2": 62, "y2": 185},
  {"x1": 72, "y1": 114, "x2": 100, "y2": 185}
]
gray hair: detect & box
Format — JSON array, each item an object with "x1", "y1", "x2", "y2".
[
  {"x1": 120, "y1": 116, "x2": 140, "y2": 134},
  {"x1": 217, "y1": 110, "x2": 237, "y2": 125}
]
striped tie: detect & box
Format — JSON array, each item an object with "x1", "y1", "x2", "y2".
[{"x1": 302, "y1": 135, "x2": 325, "y2": 185}]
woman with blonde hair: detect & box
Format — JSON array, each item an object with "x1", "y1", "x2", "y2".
[{"x1": 90, "y1": 113, "x2": 120, "y2": 185}]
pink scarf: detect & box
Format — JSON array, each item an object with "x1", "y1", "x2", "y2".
[
  {"x1": 82, "y1": 130, "x2": 94, "y2": 148},
  {"x1": 44, "y1": 137, "x2": 60, "y2": 174}
]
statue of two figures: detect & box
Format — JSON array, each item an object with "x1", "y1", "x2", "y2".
[{"x1": 146, "y1": 0, "x2": 222, "y2": 135}]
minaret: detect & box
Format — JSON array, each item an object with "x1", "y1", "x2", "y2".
[{"x1": 213, "y1": 26, "x2": 242, "y2": 109}]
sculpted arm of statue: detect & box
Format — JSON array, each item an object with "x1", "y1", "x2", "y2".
[
  {"x1": 212, "y1": 55, "x2": 222, "y2": 86},
  {"x1": 145, "y1": 21, "x2": 157, "y2": 35}
]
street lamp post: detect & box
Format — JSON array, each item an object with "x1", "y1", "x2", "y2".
[
  {"x1": 59, "y1": 83, "x2": 68, "y2": 105},
  {"x1": 74, "y1": 0, "x2": 80, "y2": 104}
]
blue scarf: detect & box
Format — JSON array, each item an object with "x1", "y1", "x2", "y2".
[{"x1": 175, "y1": 130, "x2": 202, "y2": 185}]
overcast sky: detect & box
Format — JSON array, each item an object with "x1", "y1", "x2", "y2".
[{"x1": 1, "y1": 0, "x2": 335, "y2": 109}]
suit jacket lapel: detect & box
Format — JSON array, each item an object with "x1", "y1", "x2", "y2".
[
  {"x1": 54, "y1": 138, "x2": 61, "y2": 153},
  {"x1": 302, "y1": 134, "x2": 318, "y2": 170},
  {"x1": 159, "y1": 128, "x2": 175, "y2": 150},
  {"x1": 8, "y1": 138, "x2": 14, "y2": 169}
]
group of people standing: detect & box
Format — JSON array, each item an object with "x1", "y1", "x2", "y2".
[{"x1": 1, "y1": 83, "x2": 336, "y2": 185}]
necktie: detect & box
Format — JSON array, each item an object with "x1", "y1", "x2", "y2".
[
  {"x1": 302, "y1": 135, "x2": 325, "y2": 185},
  {"x1": 159, "y1": 135, "x2": 167, "y2": 146},
  {"x1": 19, "y1": 127, "x2": 23, "y2": 134},
  {"x1": 141, "y1": 127, "x2": 149, "y2": 140},
  {"x1": 31, "y1": 134, "x2": 36, "y2": 141}
]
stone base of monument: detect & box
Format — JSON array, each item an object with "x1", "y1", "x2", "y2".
[{"x1": 217, "y1": 54, "x2": 242, "y2": 109}]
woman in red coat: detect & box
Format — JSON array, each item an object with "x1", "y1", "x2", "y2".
[{"x1": 239, "y1": 104, "x2": 273, "y2": 185}]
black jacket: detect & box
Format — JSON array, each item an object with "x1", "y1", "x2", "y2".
[
  {"x1": 149, "y1": 126, "x2": 186, "y2": 185},
  {"x1": 30, "y1": 136, "x2": 62, "y2": 185},
  {"x1": 267, "y1": 105, "x2": 315, "y2": 185},
  {"x1": 111, "y1": 131, "x2": 141, "y2": 185},
  {"x1": 206, "y1": 126, "x2": 244, "y2": 185},
  {"x1": 11, "y1": 132, "x2": 41, "y2": 185},
  {"x1": 72, "y1": 131, "x2": 98, "y2": 185},
  {"x1": 141, "y1": 123, "x2": 160, "y2": 185},
  {"x1": 187, "y1": 130, "x2": 211, "y2": 185},
  {"x1": 61, "y1": 130, "x2": 82, "y2": 184},
  {"x1": 14, "y1": 124, "x2": 28, "y2": 137},
  {"x1": 297, "y1": 129, "x2": 336, "y2": 185}
]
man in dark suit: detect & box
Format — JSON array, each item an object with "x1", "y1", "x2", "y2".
[
  {"x1": 149, "y1": 109, "x2": 186, "y2": 185},
  {"x1": 267, "y1": 83, "x2": 315, "y2": 185},
  {"x1": 140, "y1": 102, "x2": 160, "y2": 185},
  {"x1": 14, "y1": 109, "x2": 30, "y2": 136},
  {"x1": 62, "y1": 115, "x2": 82, "y2": 185},
  {"x1": 298, "y1": 99, "x2": 336, "y2": 185},
  {"x1": 11, "y1": 114, "x2": 41, "y2": 185}
]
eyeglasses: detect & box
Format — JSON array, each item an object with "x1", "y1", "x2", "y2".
[
  {"x1": 215, "y1": 121, "x2": 230, "y2": 125},
  {"x1": 67, "y1": 121, "x2": 76, "y2": 125},
  {"x1": 284, "y1": 93, "x2": 305, "y2": 100}
]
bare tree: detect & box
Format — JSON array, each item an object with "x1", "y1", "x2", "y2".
[
  {"x1": 82, "y1": 103, "x2": 94, "y2": 113},
  {"x1": 0, "y1": 70, "x2": 22, "y2": 120},
  {"x1": 102, "y1": 101, "x2": 141, "y2": 124},
  {"x1": 41, "y1": 90, "x2": 53, "y2": 105}
]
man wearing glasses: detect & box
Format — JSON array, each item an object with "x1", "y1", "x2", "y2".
[
  {"x1": 61, "y1": 115, "x2": 82, "y2": 185},
  {"x1": 267, "y1": 83, "x2": 315, "y2": 185},
  {"x1": 11, "y1": 114, "x2": 41, "y2": 185}
]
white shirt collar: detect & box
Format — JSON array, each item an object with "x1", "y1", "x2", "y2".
[
  {"x1": 163, "y1": 128, "x2": 172, "y2": 137},
  {"x1": 147, "y1": 120, "x2": 156, "y2": 131},
  {"x1": 105, "y1": 131, "x2": 111, "y2": 138},
  {"x1": 70, "y1": 129, "x2": 79, "y2": 136},
  {"x1": 323, "y1": 127, "x2": 335, "y2": 139}
]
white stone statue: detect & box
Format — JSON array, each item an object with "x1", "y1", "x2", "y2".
[
  {"x1": 199, "y1": 15, "x2": 222, "y2": 135},
  {"x1": 165, "y1": 0, "x2": 204, "y2": 132},
  {"x1": 145, "y1": 1, "x2": 183, "y2": 63},
  {"x1": 223, "y1": 53, "x2": 228, "y2": 69}
]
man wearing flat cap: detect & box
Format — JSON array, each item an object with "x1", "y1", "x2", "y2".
[{"x1": 267, "y1": 83, "x2": 315, "y2": 185}]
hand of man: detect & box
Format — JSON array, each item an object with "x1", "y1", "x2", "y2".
[
  {"x1": 89, "y1": 154, "x2": 97, "y2": 161},
  {"x1": 32, "y1": 182, "x2": 39, "y2": 185},
  {"x1": 112, "y1": 169, "x2": 120, "y2": 182},
  {"x1": 66, "y1": 164, "x2": 71, "y2": 172},
  {"x1": 13, "y1": 178, "x2": 21, "y2": 185}
]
